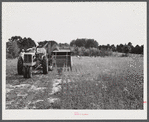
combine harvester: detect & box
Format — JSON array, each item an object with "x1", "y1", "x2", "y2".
[{"x1": 17, "y1": 40, "x2": 72, "y2": 78}]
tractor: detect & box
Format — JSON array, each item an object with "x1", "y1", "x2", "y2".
[{"x1": 17, "y1": 41, "x2": 58, "y2": 78}]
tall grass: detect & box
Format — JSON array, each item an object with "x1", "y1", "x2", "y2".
[{"x1": 54, "y1": 56, "x2": 143, "y2": 109}]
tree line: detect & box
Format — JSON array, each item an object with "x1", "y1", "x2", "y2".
[
  {"x1": 6, "y1": 36, "x2": 37, "y2": 58},
  {"x1": 70, "y1": 39, "x2": 143, "y2": 56},
  {"x1": 6, "y1": 36, "x2": 58, "y2": 58},
  {"x1": 6, "y1": 36, "x2": 143, "y2": 58}
]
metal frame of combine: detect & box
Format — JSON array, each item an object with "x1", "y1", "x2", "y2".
[{"x1": 52, "y1": 49, "x2": 72, "y2": 71}]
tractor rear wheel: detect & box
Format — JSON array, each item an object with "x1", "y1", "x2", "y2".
[
  {"x1": 17, "y1": 57, "x2": 23, "y2": 75},
  {"x1": 23, "y1": 67, "x2": 27, "y2": 78},
  {"x1": 42, "y1": 56, "x2": 48, "y2": 74},
  {"x1": 28, "y1": 67, "x2": 32, "y2": 78},
  {"x1": 48, "y1": 59, "x2": 53, "y2": 71}
]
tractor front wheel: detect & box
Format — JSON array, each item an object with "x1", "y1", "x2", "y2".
[
  {"x1": 28, "y1": 67, "x2": 32, "y2": 78},
  {"x1": 17, "y1": 57, "x2": 23, "y2": 75},
  {"x1": 42, "y1": 56, "x2": 48, "y2": 74},
  {"x1": 23, "y1": 67, "x2": 27, "y2": 78}
]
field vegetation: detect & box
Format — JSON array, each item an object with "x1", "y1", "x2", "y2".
[{"x1": 6, "y1": 55, "x2": 143, "y2": 109}]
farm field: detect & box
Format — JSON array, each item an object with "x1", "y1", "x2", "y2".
[{"x1": 6, "y1": 55, "x2": 144, "y2": 109}]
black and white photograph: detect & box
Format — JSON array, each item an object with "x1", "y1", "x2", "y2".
[{"x1": 2, "y1": 2, "x2": 147, "y2": 120}]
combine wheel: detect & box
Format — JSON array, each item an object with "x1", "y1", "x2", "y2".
[
  {"x1": 23, "y1": 67, "x2": 27, "y2": 78},
  {"x1": 17, "y1": 57, "x2": 23, "y2": 75},
  {"x1": 43, "y1": 56, "x2": 48, "y2": 74}
]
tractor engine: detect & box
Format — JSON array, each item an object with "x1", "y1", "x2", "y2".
[{"x1": 23, "y1": 53, "x2": 36, "y2": 66}]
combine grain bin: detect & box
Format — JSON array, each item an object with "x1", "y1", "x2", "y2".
[{"x1": 52, "y1": 49, "x2": 72, "y2": 70}]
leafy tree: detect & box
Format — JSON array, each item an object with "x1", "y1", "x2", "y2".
[
  {"x1": 100, "y1": 47, "x2": 106, "y2": 57},
  {"x1": 141, "y1": 45, "x2": 143, "y2": 54},
  {"x1": 70, "y1": 39, "x2": 86, "y2": 47},
  {"x1": 111, "y1": 44, "x2": 116, "y2": 52},
  {"x1": 84, "y1": 48, "x2": 90, "y2": 56},
  {"x1": 73, "y1": 46, "x2": 79, "y2": 56},
  {"x1": 116, "y1": 44, "x2": 123, "y2": 52},
  {"x1": 85, "y1": 39, "x2": 98, "y2": 48},
  {"x1": 107, "y1": 44, "x2": 110, "y2": 49},
  {"x1": 122, "y1": 44, "x2": 129, "y2": 56},
  {"x1": 70, "y1": 38, "x2": 98, "y2": 48},
  {"x1": 11, "y1": 41, "x2": 20, "y2": 57},
  {"x1": 59, "y1": 43, "x2": 70, "y2": 49},
  {"x1": 127, "y1": 42, "x2": 133, "y2": 53},
  {"x1": 7, "y1": 36, "x2": 23, "y2": 58},
  {"x1": 70, "y1": 40, "x2": 76, "y2": 47},
  {"x1": 128, "y1": 42, "x2": 132, "y2": 47},
  {"x1": 132, "y1": 45, "x2": 142, "y2": 54}
]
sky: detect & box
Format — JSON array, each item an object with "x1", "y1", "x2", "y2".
[{"x1": 2, "y1": 2, "x2": 146, "y2": 46}]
